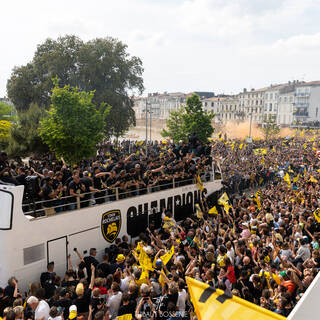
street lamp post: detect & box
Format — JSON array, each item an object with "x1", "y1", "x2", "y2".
[
  {"x1": 247, "y1": 112, "x2": 253, "y2": 144},
  {"x1": 145, "y1": 99, "x2": 148, "y2": 157},
  {"x1": 249, "y1": 112, "x2": 253, "y2": 138}
]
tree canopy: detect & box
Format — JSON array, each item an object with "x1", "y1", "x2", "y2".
[
  {"x1": 8, "y1": 103, "x2": 48, "y2": 157},
  {"x1": 161, "y1": 107, "x2": 188, "y2": 143},
  {"x1": 161, "y1": 93, "x2": 214, "y2": 143},
  {"x1": 39, "y1": 80, "x2": 109, "y2": 163},
  {"x1": 7, "y1": 35, "x2": 144, "y2": 137}
]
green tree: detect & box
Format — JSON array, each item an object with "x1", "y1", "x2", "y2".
[
  {"x1": 262, "y1": 117, "x2": 280, "y2": 140},
  {"x1": 0, "y1": 100, "x2": 17, "y2": 122},
  {"x1": 39, "y1": 80, "x2": 109, "y2": 163},
  {"x1": 161, "y1": 94, "x2": 214, "y2": 143},
  {"x1": 7, "y1": 35, "x2": 144, "y2": 137},
  {"x1": 161, "y1": 107, "x2": 188, "y2": 143},
  {"x1": 183, "y1": 94, "x2": 215, "y2": 142},
  {"x1": 8, "y1": 103, "x2": 48, "y2": 156}
]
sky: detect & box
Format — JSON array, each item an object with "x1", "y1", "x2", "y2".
[{"x1": 1, "y1": 0, "x2": 320, "y2": 97}]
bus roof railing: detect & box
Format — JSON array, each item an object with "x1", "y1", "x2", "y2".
[{"x1": 22, "y1": 173, "x2": 219, "y2": 218}]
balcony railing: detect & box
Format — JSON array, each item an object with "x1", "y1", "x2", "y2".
[{"x1": 21, "y1": 168, "x2": 220, "y2": 218}]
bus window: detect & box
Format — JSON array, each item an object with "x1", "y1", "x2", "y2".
[{"x1": 0, "y1": 189, "x2": 13, "y2": 230}]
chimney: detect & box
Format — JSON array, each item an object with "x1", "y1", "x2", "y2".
[
  {"x1": 288, "y1": 81, "x2": 291, "y2": 85},
  {"x1": 251, "y1": 88, "x2": 255, "y2": 91},
  {"x1": 243, "y1": 88, "x2": 247, "y2": 93}
]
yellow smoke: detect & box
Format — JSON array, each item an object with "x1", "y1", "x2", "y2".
[{"x1": 214, "y1": 120, "x2": 295, "y2": 140}]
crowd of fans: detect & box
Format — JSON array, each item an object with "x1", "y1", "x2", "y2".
[
  {"x1": 0, "y1": 136, "x2": 212, "y2": 215},
  {"x1": 1, "y1": 133, "x2": 320, "y2": 320}
]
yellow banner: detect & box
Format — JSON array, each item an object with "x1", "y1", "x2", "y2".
[
  {"x1": 160, "y1": 246, "x2": 175, "y2": 266},
  {"x1": 253, "y1": 148, "x2": 267, "y2": 155},
  {"x1": 314, "y1": 209, "x2": 320, "y2": 223},
  {"x1": 208, "y1": 206, "x2": 218, "y2": 215},
  {"x1": 186, "y1": 277, "x2": 286, "y2": 320},
  {"x1": 196, "y1": 175, "x2": 204, "y2": 191}
]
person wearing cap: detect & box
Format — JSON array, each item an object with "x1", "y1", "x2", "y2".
[
  {"x1": 68, "y1": 305, "x2": 77, "y2": 320},
  {"x1": 115, "y1": 254, "x2": 126, "y2": 271}
]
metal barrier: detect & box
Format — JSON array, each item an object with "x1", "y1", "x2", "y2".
[{"x1": 22, "y1": 175, "x2": 213, "y2": 217}]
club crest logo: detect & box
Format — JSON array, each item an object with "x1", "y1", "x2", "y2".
[{"x1": 101, "y1": 210, "x2": 121, "y2": 243}]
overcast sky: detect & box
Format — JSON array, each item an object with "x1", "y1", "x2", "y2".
[{"x1": 1, "y1": 0, "x2": 320, "y2": 97}]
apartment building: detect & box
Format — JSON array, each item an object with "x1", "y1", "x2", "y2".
[
  {"x1": 293, "y1": 81, "x2": 320, "y2": 124},
  {"x1": 277, "y1": 84, "x2": 295, "y2": 126},
  {"x1": 238, "y1": 88, "x2": 266, "y2": 124},
  {"x1": 133, "y1": 81, "x2": 320, "y2": 126},
  {"x1": 133, "y1": 92, "x2": 188, "y2": 120}
]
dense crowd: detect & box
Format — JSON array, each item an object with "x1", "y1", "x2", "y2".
[
  {"x1": 0, "y1": 134, "x2": 212, "y2": 215},
  {"x1": 1, "y1": 133, "x2": 320, "y2": 320}
]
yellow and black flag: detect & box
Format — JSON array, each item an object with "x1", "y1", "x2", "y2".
[
  {"x1": 196, "y1": 175, "x2": 204, "y2": 191},
  {"x1": 186, "y1": 277, "x2": 286, "y2": 320},
  {"x1": 208, "y1": 206, "x2": 219, "y2": 215},
  {"x1": 314, "y1": 208, "x2": 320, "y2": 223},
  {"x1": 218, "y1": 192, "x2": 232, "y2": 214}
]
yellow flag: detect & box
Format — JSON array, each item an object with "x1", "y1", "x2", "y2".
[
  {"x1": 208, "y1": 206, "x2": 218, "y2": 215},
  {"x1": 253, "y1": 148, "x2": 267, "y2": 155},
  {"x1": 186, "y1": 277, "x2": 285, "y2": 320},
  {"x1": 117, "y1": 314, "x2": 132, "y2": 320},
  {"x1": 314, "y1": 209, "x2": 320, "y2": 223},
  {"x1": 195, "y1": 203, "x2": 203, "y2": 219},
  {"x1": 160, "y1": 246, "x2": 175, "y2": 265},
  {"x1": 283, "y1": 173, "x2": 291, "y2": 187},
  {"x1": 239, "y1": 143, "x2": 244, "y2": 150},
  {"x1": 163, "y1": 216, "x2": 176, "y2": 231},
  {"x1": 159, "y1": 268, "x2": 166, "y2": 287},
  {"x1": 196, "y1": 175, "x2": 204, "y2": 191},
  {"x1": 138, "y1": 247, "x2": 154, "y2": 271},
  {"x1": 310, "y1": 176, "x2": 318, "y2": 183},
  {"x1": 255, "y1": 191, "x2": 261, "y2": 210},
  {"x1": 303, "y1": 143, "x2": 307, "y2": 149},
  {"x1": 272, "y1": 146, "x2": 276, "y2": 153},
  {"x1": 260, "y1": 157, "x2": 265, "y2": 165},
  {"x1": 223, "y1": 203, "x2": 232, "y2": 214},
  {"x1": 293, "y1": 174, "x2": 300, "y2": 183},
  {"x1": 218, "y1": 192, "x2": 229, "y2": 205}
]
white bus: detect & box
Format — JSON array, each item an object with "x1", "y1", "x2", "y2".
[{"x1": 0, "y1": 179, "x2": 223, "y2": 292}]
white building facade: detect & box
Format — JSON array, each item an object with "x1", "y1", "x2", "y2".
[
  {"x1": 133, "y1": 93, "x2": 187, "y2": 120},
  {"x1": 293, "y1": 82, "x2": 320, "y2": 124}
]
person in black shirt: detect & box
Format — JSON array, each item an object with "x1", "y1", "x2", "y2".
[
  {"x1": 80, "y1": 171, "x2": 99, "y2": 207},
  {"x1": 53, "y1": 288, "x2": 72, "y2": 319},
  {"x1": 68, "y1": 174, "x2": 85, "y2": 210},
  {"x1": 84, "y1": 248, "x2": 99, "y2": 281},
  {"x1": 40, "y1": 262, "x2": 56, "y2": 299},
  {"x1": 0, "y1": 151, "x2": 17, "y2": 185},
  {"x1": 92, "y1": 167, "x2": 110, "y2": 204},
  {"x1": 118, "y1": 293, "x2": 136, "y2": 318},
  {"x1": 42, "y1": 177, "x2": 60, "y2": 209}
]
